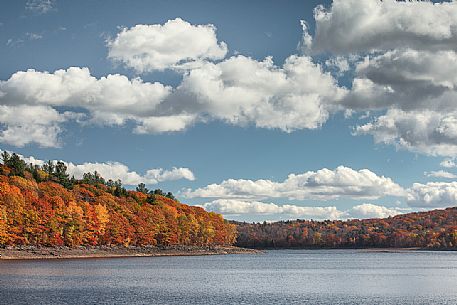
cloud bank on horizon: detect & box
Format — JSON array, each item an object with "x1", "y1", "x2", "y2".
[
  {"x1": 2, "y1": 0, "x2": 457, "y2": 221},
  {"x1": 199, "y1": 200, "x2": 407, "y2": 221}
]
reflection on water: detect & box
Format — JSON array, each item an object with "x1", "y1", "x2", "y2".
[{"x1": 1, "y1": 250, "x2": 457, "y2": 305}]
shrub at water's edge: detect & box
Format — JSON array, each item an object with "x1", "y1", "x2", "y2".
[{"x1": 0, "y1": 152, "x2": 236, "y2": 248}]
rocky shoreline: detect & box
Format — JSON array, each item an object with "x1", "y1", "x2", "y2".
[{"x1": 0, "y1": 245, "x2": 261, "y2": 260}]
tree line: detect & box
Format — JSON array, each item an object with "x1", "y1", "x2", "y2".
[{"x1": 234, "y1": 208, "x2": 457, "y2": 249}]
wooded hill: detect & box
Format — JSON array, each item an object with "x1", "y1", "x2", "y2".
[
  {"x1": 0, "y1": 152, "x2": 236, "y2": 247},
  {"x1": 234, "y1": 208, "x2": 457, "y2": 249}
]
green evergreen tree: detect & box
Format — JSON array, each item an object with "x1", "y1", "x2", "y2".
[
  {"x1": 166, "y1": 192, "x2": 176, "y2": 201},
  {"x1": 1, "y1": 151, "x2": 10, "y2": 165},
  {"x1": 54, "y1": 161, "x2": 71, "y2": 188},
  {"x1": 7, "y1": 153, "x2": 26, "y2": 177},
  {"x1": 136, "y1": 183, "x2": 149, "y2": 194},
  {"x1": 43, "y1": 160, "x2": 55, "y2": 177}
]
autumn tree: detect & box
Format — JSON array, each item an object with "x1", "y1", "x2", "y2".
[{"x1": 0, "y1": 150, "x2": 239, "y2": 248}]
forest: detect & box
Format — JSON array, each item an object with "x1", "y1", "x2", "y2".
[
  {"x1": 234, "y1": 208, "x2": 457, "y2": 249},
  {"x1": 0, "y1": 152, "x2": 236, "y2": 247},
  {"x1": 1, "y1": 151, "x2": 457, "y2": 250}
]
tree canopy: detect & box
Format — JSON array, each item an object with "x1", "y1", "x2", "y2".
[{"x1": 0, "y1": 152, "x2": 236, "y2": 247}]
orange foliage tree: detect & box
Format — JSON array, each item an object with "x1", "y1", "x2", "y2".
[{"x1": 0, "y1": 158, "x2": 236, "y2": 248}]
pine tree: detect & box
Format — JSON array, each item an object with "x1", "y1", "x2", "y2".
[{"x1": 136, "y1": 183, "x2": 149, "y2": 194}]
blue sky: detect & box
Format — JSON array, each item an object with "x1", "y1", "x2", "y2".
[{"x1": 1, "y1": 0, "x2": 457, "y2": 222}]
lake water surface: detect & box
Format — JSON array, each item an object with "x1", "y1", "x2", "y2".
[{"x1": 1, "y1": 249, "x2": 457, "y2": 304}]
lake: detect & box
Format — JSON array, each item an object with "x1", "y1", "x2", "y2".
[{"x1": 1, "y1": 250, "x2": 457, "y2": 304}]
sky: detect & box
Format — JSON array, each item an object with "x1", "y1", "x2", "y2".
[{"x1": 1, "y1": 0, "x2": 457, "y2": 222}]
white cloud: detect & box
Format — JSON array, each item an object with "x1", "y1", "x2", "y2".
[
  {"x1": 324, "y1": 56, "x2": 350, "y2": 76},
  {"x1": 407, "y1": 182, "x2": 457, "y2": 208},
  {"x1": 3, "y1": 151, "x2": 195, "y2": 186},
  {"x1": 107, "y1": 18, "x2": 228, "y2": 72},
  {"x1": 200, "y1": 199, "x2": 345, "y2": 220},
  {"x1": 174, "y1": 55, "x2": 346, "y2": 132},
  {"x1": 347, "y1": 203, "x2": 406, "y2": 219},
  {"x1": 305, "y1": 3, "x2": 457, "y2": 158},
  {"x1": 200, "y1": 200, "x2": 406, "y2": 220},
  {"x1": 0, "y1": 18, "x2": 352, "y2": 145},
  {"x1": 310, "y1": 3, "x2": 457, "y2": 160},
  {"x1": 355, "y1": 109, "x2": 457, "y2": 157},
  {"x1": 348, "y1": 49, "x2": 457, "y2": 157},
  {"x1": 0, "y1": 67, "x2": 178, "y2": 140},
  {"x1": 350, "y1": 50, "x2": 457, "y2": 157},
  {"x1": 0, "y1": 52, "x2": 346, "y2": 144},
  {"x1": 133, "y1": 115, "x2": 196, "y2": 134},
  {"x1": 424, "y1": 170, "x2": 457, "y2": 179},
  {"x1": 184, "y1": 166, "x2": 405, "y2": 201},
  {"x1": 26, "y1": 0, "x2": 55, "y2": 14},
  {"x1": 0, "y1": 67, "x2": 171, "y2": 118},
  {"x1": 441, "y1": 158, "x2": 456, "y2": 168},
  {"x1": 312, "y1": 0, "x2": 457, "y2": 54},
  {"x1": 344, "y1": 49, "x2": 457, "y2": 111},
  {"x1": 65, "y1": 162, "x2": 195, "y2": 185},
  {"x1": 7, "y1": 14, "x2": 457, "y2": 155},
  {"x1": 299, "y1": 20, "x2": 313, "y2": 54},
  {"x1": 0, "y1": 105, "x2": 71, "y2": 147}
]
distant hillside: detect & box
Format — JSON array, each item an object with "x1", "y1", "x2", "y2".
[
  {"x1": 234, "y1": 208, "x2": 457, "y2": 249},
  {"x1": 0, "y1": 152, "x2": 236, "y2": 247}
]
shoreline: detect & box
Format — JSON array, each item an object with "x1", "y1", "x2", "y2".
[
  {"x1": 0, "y1": 246, "x2": 261, "y2": 260},
  {"x1": 1, "y1": 246, "x2": 453, "y2": 260}
]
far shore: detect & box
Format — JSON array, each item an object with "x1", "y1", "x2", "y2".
[{"x1": 0, "y1": 245, "x2": 261, "y2": 260}]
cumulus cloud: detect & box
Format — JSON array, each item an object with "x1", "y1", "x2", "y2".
[
  {"x1": 344, "y1": 49, "x2": 457, "y2": 111},
  {"x1": 425, "y1": 170, "x2": 457, "y2": 179},
  {"x1": 0, "y1": 50, "x2": 346, "y2": 144},
  {"x1": 107, "y1": 18, "x2": 228, "y2": 72},
  {"x1": 65, "y1": 162, "x2": 195, "y2": 185},
  {"x1": 133, "y1": 115, "x2": 196, "y2": 134},
  {"x1": 4, "y1": 151, "x2": 195, "y2": 186},
  {"x1": 184, "y1": 166, "x2": 405, "y2": 201},
  {"x1": 324, "y1": 56, "x2": 351, "y2": 77},
  {"x1": 5, "y1": 14, "x2": 457, "y2": 155},
  {"x1": 306, "y1": 2, "x2": 457, "y2": 157},
  {"x1": 201, "y1": 199, "x2": 345, "y2": 220},
  {"x1": 312, "y1": 0, "x2": 457, "y2": 54},
  {"x1": 407, "y1": 182, "x2": 457, "y2": 208},
  {"x1": 355, "y1": 109, "x2": 457, "y2": 157},
  {"x1": 0, "y1": 105, "x2": 73, "y2": 147},
  {"x1": 0, "y1": 67, "x2": 171, "y2": 118},
  {"x1": 0, "y1": 67, "x2": 178, "y2": 143},
  {"x1": 346, "y1": 49, "x2": 457, "y2": 156},
  {"x1": 347, "y1": 203, "x2": 406, "y2": 219},
  {"x1": 174, "y1": 55, "x2": 346, "y2": 131},
  {"x1": 200, "y1": 200, "x2": 405, "y2": 220}
]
